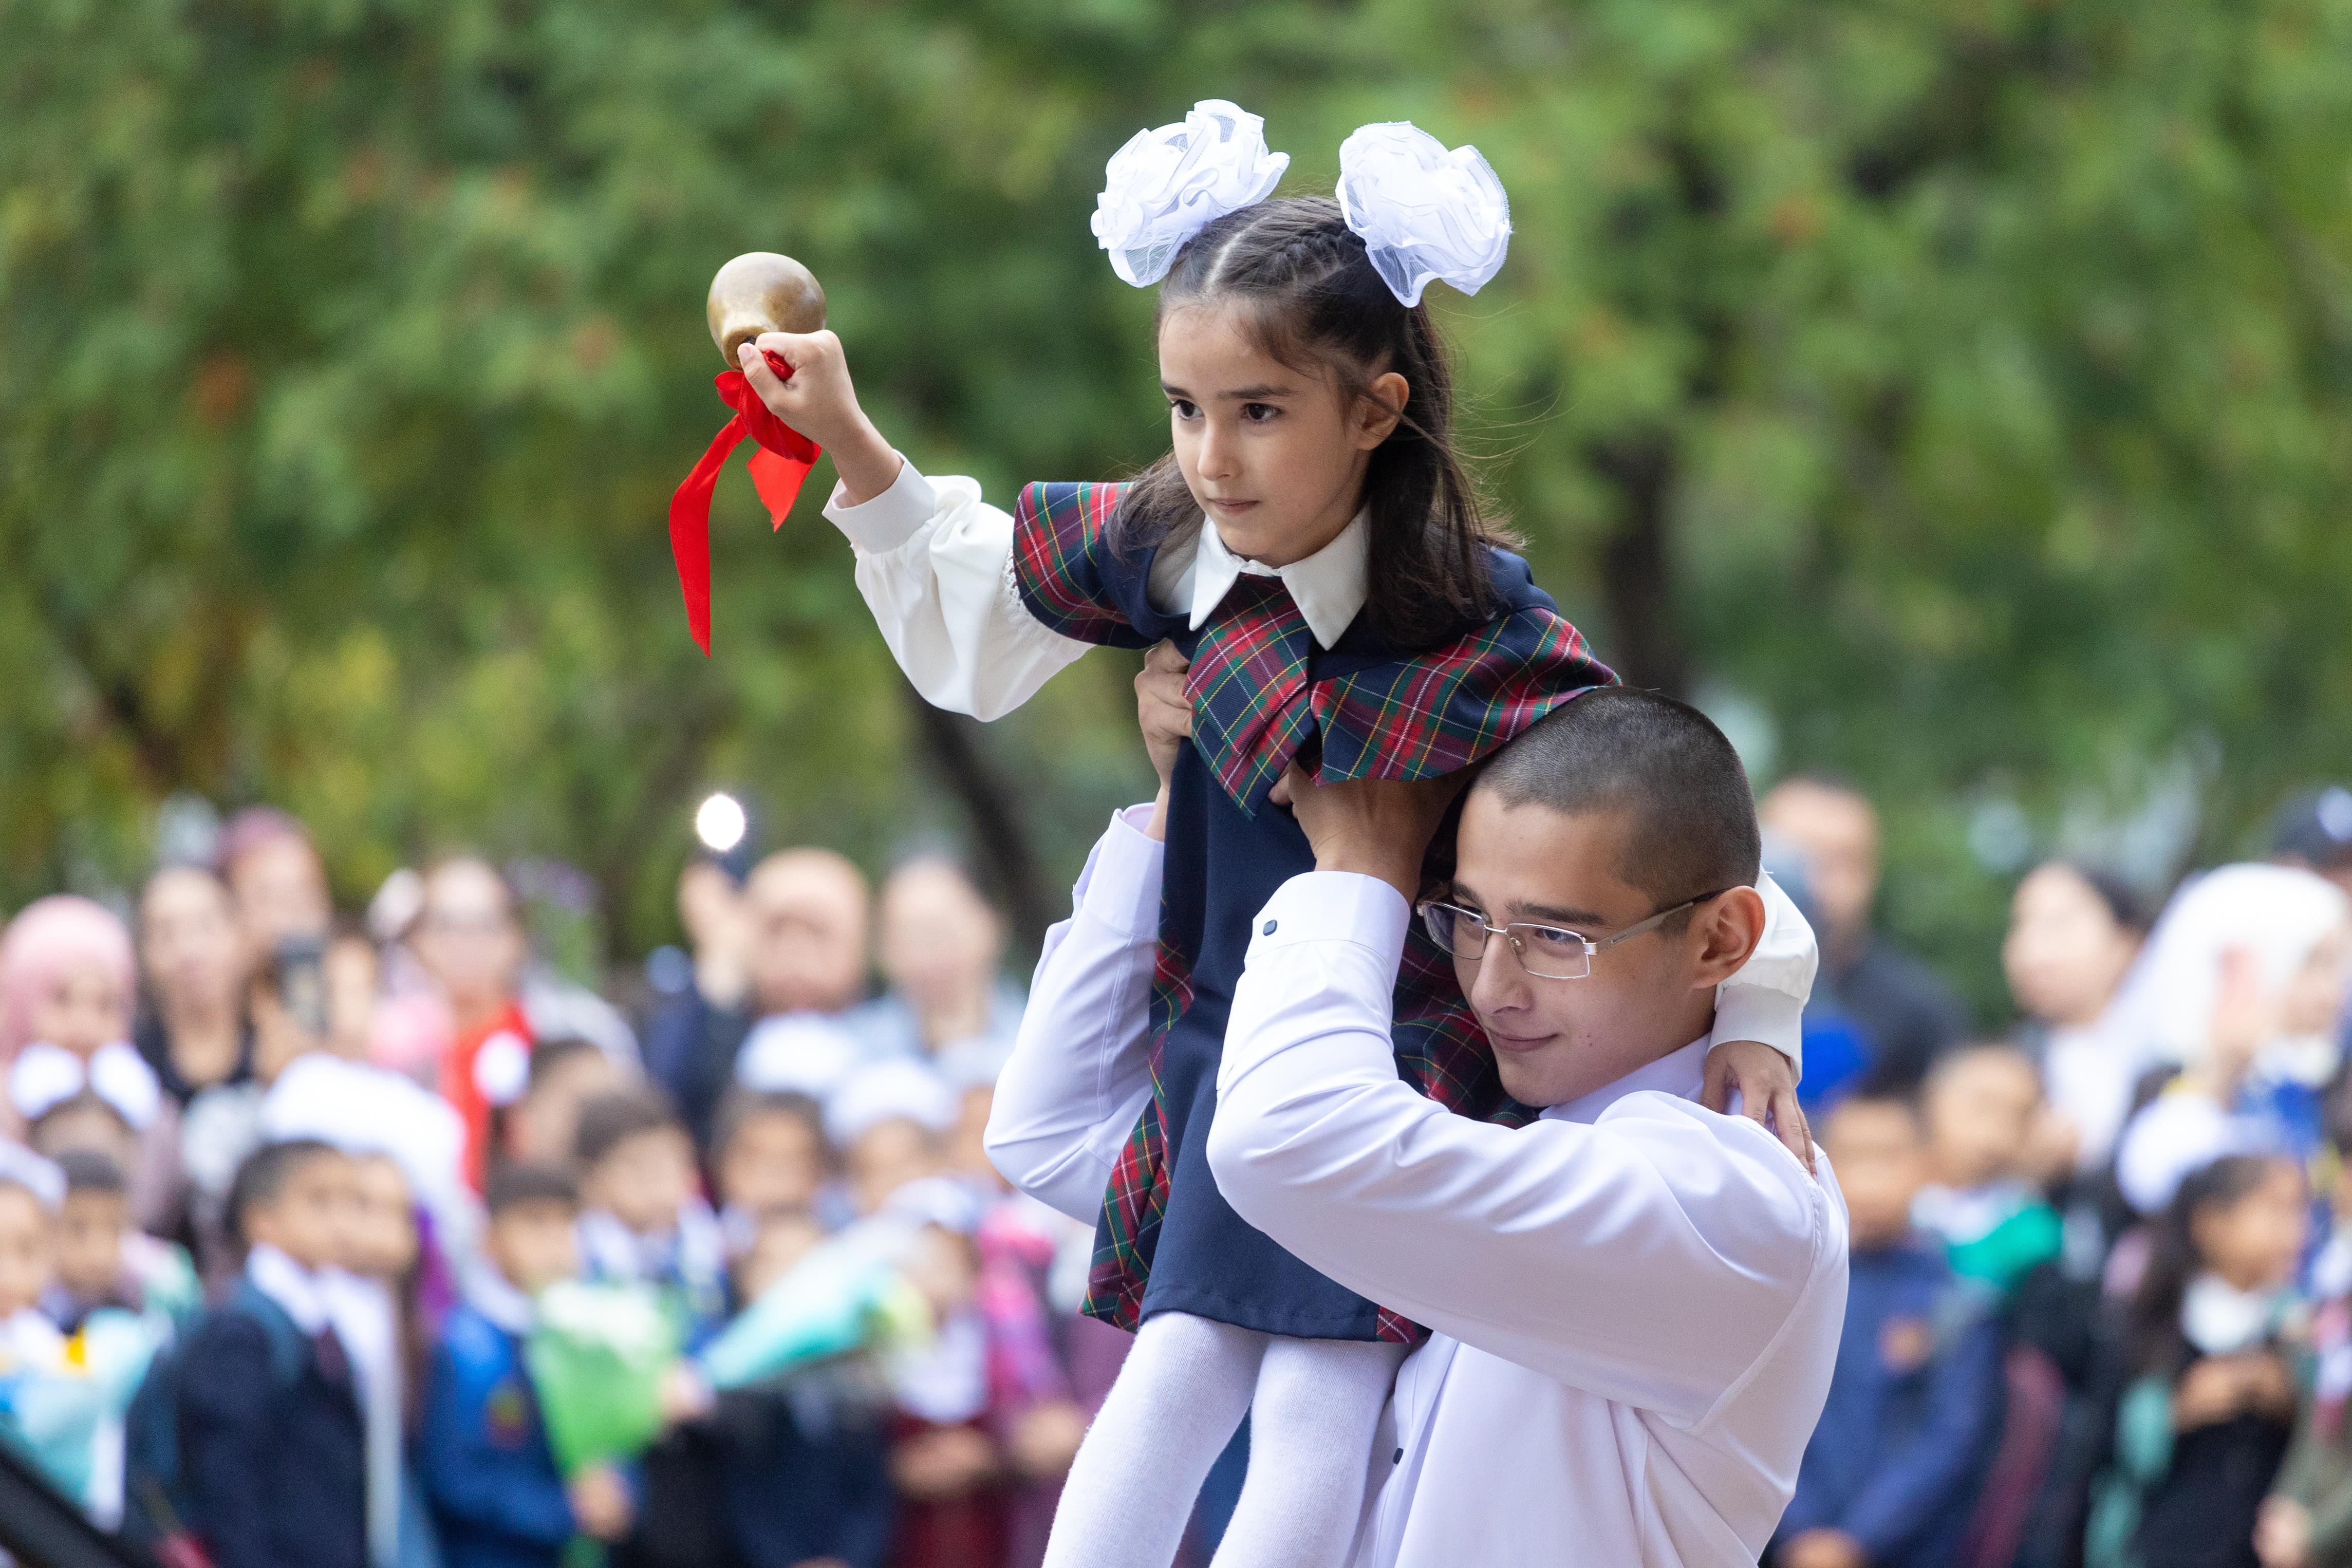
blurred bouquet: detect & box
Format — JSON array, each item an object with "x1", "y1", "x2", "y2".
[
  {"x1": 524, "y1": 1281, "x2": 681, "y2": 1479},
  {"x1": 1, "y1": 1308, "x2": 168, "y2": 1508},
  {"x1": 696, "y1": 1229, "x2": 931, "y2": 1392}
]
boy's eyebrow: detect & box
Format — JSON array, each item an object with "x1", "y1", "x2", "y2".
[{"x1": 1448, "y1": 884, "x2": 1611, "y2": 927}]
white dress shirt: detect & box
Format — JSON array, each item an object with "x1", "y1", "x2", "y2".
[
  {"x1": 824, "y1": 459, "x2": 1374, "y2": 719},
  {"x1": 987, "y1": 809, "x2": 1845, "y2": 1567}
]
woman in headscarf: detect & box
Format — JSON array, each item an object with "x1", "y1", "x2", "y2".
[{"x1": 2109, "y1": 864, "x2": 2352, "y2": 1216}]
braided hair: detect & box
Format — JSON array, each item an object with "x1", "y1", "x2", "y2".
[{"x1": 1113, "y1": 196, "x2": 1513, "y2": 651}]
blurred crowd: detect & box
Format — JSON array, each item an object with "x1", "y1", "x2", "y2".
[{"x1": 1, "y1": 775, "x2": 2350, "y2": 1568}]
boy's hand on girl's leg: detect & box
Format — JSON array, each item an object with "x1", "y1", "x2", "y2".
[
  {"x1": 1701, "y1": 1040, "x2": 1815, "y2": 1175},
  {"x1": 1272, "y1": 761, "x2": 1469, "y2": 904},
  {"x1": 567, "y1": 1464, "x2": 635, "y2": 1542}
]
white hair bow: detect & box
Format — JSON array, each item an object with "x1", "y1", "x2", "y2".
[
  {"x1": 9, "y1": 1039, "x2": 163, "y2": 1130},
  {"x1": 1092, "y1": 99, "x2": 1291, "y2": 287},
  {"x1": 1337, "y1": 121, "x2": 1513, "y2": 307}
]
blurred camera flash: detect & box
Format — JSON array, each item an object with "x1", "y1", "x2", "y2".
[{"x1": 696, "y1": 792, "x2": 747, "y2": 853}]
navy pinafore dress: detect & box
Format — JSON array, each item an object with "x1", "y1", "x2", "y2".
[{"x1": 1011, "y1": 482, "x2": 1615, "y2": 1343}]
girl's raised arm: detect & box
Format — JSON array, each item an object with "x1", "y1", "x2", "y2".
[{"x1": 739, "y1": 332, "x2": 1093, "y2": 720}]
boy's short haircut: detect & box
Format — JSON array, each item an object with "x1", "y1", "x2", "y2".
[
  {"x1": 485, "y1": 1161, "x2": 581, "y2": 1218},
  {"x1": 527, "y1": 1034, "x2": 605, "y2": 1090},
  {"x1": 573, "y1": 1086, "x2": 684, "y2": 1170},
  {"x1": 1474, "y1": 688, "x2": 1763, "y2": 916},
  {"x1": 225, "y1": 1138, "x2": 343, "y2": 1248},
  {"x1": 713, "y1": 1087, "x2": 830, "y2": 1164},
  {"x1": 1825, "y1": 1085, "x2": 1925, "y2": 1135},
  {"x1": 55, "y1": 1149, "x2": 127, "y2": 1197},
  {"x1": 1923, "y1": 1040, "x2": 2043, "y2": 1098}
]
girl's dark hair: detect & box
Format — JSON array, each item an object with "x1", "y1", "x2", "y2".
[
  {"x1": 2045, "y1": 860, "x2": 2150, "y2": 936},
  {"x1": 2125, "y1": 1153, "x2": 2295, "y2": 1376},
  {"x1": 1116, "y1": 195, "x2": 1511, "y2": 650}
]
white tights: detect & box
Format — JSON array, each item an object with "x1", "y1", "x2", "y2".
[{"x1": 1041, "y1": 1312, "x2": 1406, "y2": 1568}]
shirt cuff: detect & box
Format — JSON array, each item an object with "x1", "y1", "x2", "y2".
[
  {"x1": 1244, "y1": 872, "x2": 1411, "y2": 968},
  {"x1": 1075, "y1": 806, "x2": 1165, "y2": 939},
  {"x1": 823, "y1": 456, "x2": 935, "y2": 554},
  {"x1": 1710, "y1": 982, "x2": 1804, "y2": 1066}
]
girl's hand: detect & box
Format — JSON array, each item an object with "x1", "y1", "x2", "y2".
[
  {"x1": 2257, "y1": 1496, "x2": 2313, "y2": 1568},
  {"x1": 1701, "y1": 1039, "x2": 1815, "y2": 1174},
  {"x1": 736, "y1": 330, "x2": 901, "y2": 504}
]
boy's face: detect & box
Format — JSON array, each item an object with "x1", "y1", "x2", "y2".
[
  {"x1": 344, "y1": 1157, "x2": 418, "y2": 1279},
  {"x1": 846, "y1": 1117, "x2": 937, "y2": 1216},
  {"x1": 487, "y1": 1200, "x2": 580, "y2": 1296},
  {"x1": 1923, "y1": 1052, "x2": 2041, "y2": 1189},
  {"x1": 718, "y1": 1110, "x2": 827, "y2": 1214},
  {"x1": 247, "y1": 1152, "x2": 362, "y2": 1272},
  {"x1": 1444, "y1": 790, "x2": 1761, "y2": 1109},
  {"x1": 0, "y1": 1187, "x2": 55, "y2": 1316},
  {"x1": 585, "y1": 1127, "x2": 697, "y2": 1236},
  {"x1": 54, "y1": 1188, "x2": 128, "y2": 1299},
  {"x1": 1824, "y1": 1101, "x2": 1928, "y2": 1248}
]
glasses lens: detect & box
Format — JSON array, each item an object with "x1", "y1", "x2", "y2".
[
  {"x1": 1511, "y1": 925, "x2": 1592, "y2": 980},
  {"x1": 1422, "y1": 904, "x2": 1480, "y2": 959}
]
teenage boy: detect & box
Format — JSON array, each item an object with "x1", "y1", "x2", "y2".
[
  {"x1": 422, "y1": 1162, "x2": 633, "y2": 1568},
  {"x1": 178, "y1": 1138, "x2": 368, "y2": 1568},
  {"x1": 994, "y1": 687, "x2": 1849, "y2": 1567}
]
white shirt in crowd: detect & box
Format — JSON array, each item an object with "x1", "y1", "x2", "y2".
[{"x1": 989, "y1": 809, "x2": 1849, "y2": 1568}]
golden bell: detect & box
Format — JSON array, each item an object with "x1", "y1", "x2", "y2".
[{"x1": 706, "y1": 253, "x2": 827, "y2": 364}]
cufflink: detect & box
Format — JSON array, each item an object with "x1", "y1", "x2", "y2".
[{"x1": 1262, "y1": 919, "x2": 1278, "y2": 935}]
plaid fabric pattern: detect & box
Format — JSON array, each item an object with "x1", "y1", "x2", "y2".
[
  {"x1": 1184, "y1": 575, "x2": 1318, "y2": 813},
  {"x1": 1082, "y1": 938, "x2": 1194, "y2": 1333},
  {"x1": 1011, "y1": 481, "x2": 1144, "y2": 646}
]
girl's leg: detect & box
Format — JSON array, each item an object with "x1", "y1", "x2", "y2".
[
  {"x1": 1208, "y1": 1336, "x2": 1408, "y2": 1568},
  {"x1": 1042, "y1": 1311, "x2": 1269, "y2": 1568}
]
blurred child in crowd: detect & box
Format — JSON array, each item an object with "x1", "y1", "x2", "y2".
[
  {"x1": 2, "y1": 895, "x2": 163, "y2": 1147},
  {"x1": 1915, "y1": 1044, "x2": 2065, "y2": 1294},
  {"x1": 45, "y1": 1149, "x2": 197, "y2": 1330},
  {"x1": 2089, "y1": 1154, "x2": 2307, "y2": 1568},
  {"x1": 1775, "y1": 1091, "x2": 2004, "y2": 1568},
  {"x1": 424, "y1": 1162, "x2": 634, "y2": 1568},
  {"x1": 332, "y1": 1151, "x2": 436, "y2": 1568},
  {"x1": 828, "y1": 1062, "x2": 956, "y2": 1219},
  {"x1": 712, "y1": 1087, "x2": 836, "y2": 1250},
  {"x1": 178, "y1": 1138, "x2": 369, "y2": 1568},
  {"x1": 502, "y1": 1036, "x2": 621, "y2": 1172},
  {"x1": 872, "y1": 857, "x2": 1022, "y2": 1077},
  {"x1": 573, "y1": 1087, "x2": 727, "y2": 1341},
  {"x1": 0, "y1": 1162, "x2": 68, "y2": 1447}
]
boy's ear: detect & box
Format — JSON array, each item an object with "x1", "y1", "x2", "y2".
[
  {"x1": 1688, "y1": 887, "x2": 1768, "y2": 989},
  {"x1": 1356, "y1": 372, "x2": 1410, "y2": 449}
]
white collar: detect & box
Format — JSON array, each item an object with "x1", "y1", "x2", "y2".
[
  {"x1": 1540, "y1": 1036, "x2": 1711, "y2": 1127},
  {"x1": 468, "y1": 1267, "x2": 538, "y2": 1336},
  {"x1": 246, "y1": 1243, "x2": 333, "y2": 1335},
  {"x1": 1184, "y1": 508, "x2": 1370, "y2": 650}
]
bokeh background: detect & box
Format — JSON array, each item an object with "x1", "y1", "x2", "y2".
[{"x1": 8, "y1": 0, "x2": 2352, "y2": 1017}]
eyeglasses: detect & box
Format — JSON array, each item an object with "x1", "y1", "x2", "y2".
[{"x1": 1413, "y1": 889, "x2": 1739, "y2": 980}]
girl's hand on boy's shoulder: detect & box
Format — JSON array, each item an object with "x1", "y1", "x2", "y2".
[{"x1": 1701, "y1": 1039, "x2": 1815, "y2": 1175}]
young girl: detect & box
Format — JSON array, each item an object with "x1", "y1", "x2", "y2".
[
  {"x1": 736, "y1": 101, "x2": 1817, "y2": 1566},
  {"x1": 1, "y1": 896, "x2": 163, "y2": 1144},
  {"x1": 2089, "y1": 1153, "x2": 2308, "y2": 1568}
]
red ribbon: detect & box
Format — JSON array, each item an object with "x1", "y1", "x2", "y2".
[{"x1": 667, "y1": 348, "x2": 822, "y2": 654}]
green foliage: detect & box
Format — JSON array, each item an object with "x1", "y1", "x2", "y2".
[{"x1": 5, "y1": 0, "x2": 2350, "y2": 1016}]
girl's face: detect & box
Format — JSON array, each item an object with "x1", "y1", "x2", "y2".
[
  {"x1": 31, "y1": 965, "x2": 129, "y2": 1058},
  {"x1": 1158, "y1": 302, "x2": 1406, "y2": 569},
  {"x1": 2003, "y1": 864, "x2": 2140, "y2": 1028},
  {"x1": 345, "y1": 1156, "x2": 419, "y2": 1280},
  {"x1": 2192, "y1": 1164, "x2": 2309, "y2": 1294},
  {"x1": 0, "y1": 1187, "x2": 54, "y2": 1318},
  {"x1": 2284, "y1": 923, "x2": 2352, "y2": 1038}
]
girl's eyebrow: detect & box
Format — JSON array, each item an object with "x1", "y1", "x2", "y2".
[{"x1": 1161, "y1": 382, "x2": 1296, "y2": 400}]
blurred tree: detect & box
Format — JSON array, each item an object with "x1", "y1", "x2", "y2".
[{"x1": 5, "y1": 0, "x2": 2349, "y2": 1016}]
